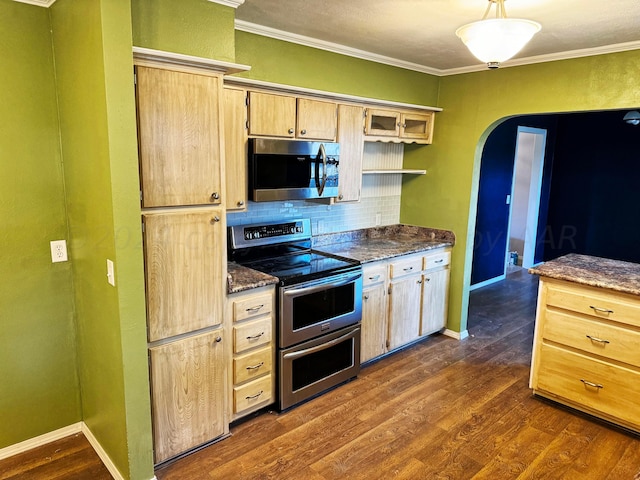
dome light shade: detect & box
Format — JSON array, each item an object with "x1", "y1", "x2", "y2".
[
  {"x1": 623, "y1": 110, "x2": 640, "y2": 126},
  {"x1": 456, "y1": 0, "x2": 541, "y2": 69}
]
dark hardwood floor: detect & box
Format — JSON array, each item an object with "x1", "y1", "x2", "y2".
[{"x1": 3, "y1": 268, "x2": 639, "y2": 479}]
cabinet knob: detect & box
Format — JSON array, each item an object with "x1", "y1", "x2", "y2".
[
  {"x1": 210, "y1": 192, "x2": 220, "y2": 201},
  {"x1": 210, "y1": 216, "x2": 220, "y2": 224},
  {"x1": 425, "y1": 277, "x2": 431, "y2": 282},
  {"x1": 300, "y1": 129, "x2": 307, "y2": 135},
  {"x1": 214, "y1": 336, "x2": 222, "y2": 344},
  {"x1": 237, "y1": 200, "x2": 245, "y2": 206},
  {"x1": 364, "y1": 295, "x2": 369, "y2": 300},
  {"x1": 288, "y1": 128, "x2": 294, "y2": 134},
  {"x1": 338, "y1": 194, "x2": 344, "y2": 200},
  {"x1": 417, "y1": 279, "x2": 422, "y2": 284}
]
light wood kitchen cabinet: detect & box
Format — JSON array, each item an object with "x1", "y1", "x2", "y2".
[
  {"x1": 247, "y1": 91, "x2": 337, "y2": 140},
  {"x1": 223, "y1": 87, "x2": 248, "y2": 211},
  {"x1": 136, "y1": 65, "x2": 224, "y2": 208},
  {"x1": 335, "y1": 104, "x2": 365, "y2": 203},
  {"x1": 149, "y1": 328, "x2": 227, "y2": 464},
  {"x1": 387, "y1": 254, "x2": 423, "y2": 350},
  {"x1": 530, "y1": 278, "x2": 640, "y2": 433},
  {"x1": 364, "y1": 108, "x2": 435, "y2": 144},
  {"x1": 420, "y1": 250, "x2": 451, "y2": 336},
  {"x1": 143, "y1": 209, "x2": 225, "y2": 342},
  {"x1": 361, "y1": 262, "x2": 388, "y2": 362},
  {"x1": 227, "y1": 285, "x2": 276, "y2": 420}
]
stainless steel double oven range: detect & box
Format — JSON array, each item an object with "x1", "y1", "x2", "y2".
[{"x1": 228, "y1": 219, "x2": 362, "y2": 411}]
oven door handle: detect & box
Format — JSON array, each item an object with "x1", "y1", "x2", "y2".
[
  {"x1": 282, "y1": 328, "x2": 358, "y2": 360},
  {"x1": 283, "y1": 272, "x2": 362, "y2": 297}
]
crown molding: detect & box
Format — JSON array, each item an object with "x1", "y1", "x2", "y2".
[
  {"x1": 133, "y1": 46, "x2": 251, "y2": 75},
  {"x1": 236, "y1": 20, "x2": 640, "y2": 77},
  {"x1": 207, "y1": 0, "x2": 245, "y2": 8},
  {"x1": 12, "y1": 0, "x2": 56, "y2": 6},
  {"x1": 234, "y1": 20, "x2": 443, "y2": 76}
]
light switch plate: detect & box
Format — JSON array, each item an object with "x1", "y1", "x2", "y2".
[{"x1": 107, "y1": 259, "x2": 115, "y2": 286}]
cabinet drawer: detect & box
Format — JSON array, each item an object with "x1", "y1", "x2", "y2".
[
  {"x1": 233, "y1": 346, "x2": 273, "y2": 384},
  {"x1": 546, "y1": 282, "x2": 640, "y2": 328},
  {"x1": 362, "y1": 264, "x2": 387, "y2": 287},
  {"x1": 232, "y1": 292, "x2": 273, "y2": 322},
  {"x1": 233, "y1": 375, "x2": 273, "y2": 413},
  {"x1": 389, "y1": 256, "x2": 422, "y2": 279},
  {"x1": 535, "y1": 343, "x2": 640, "y2": 429},
  {"x1": 233, "y1": 318, "x2": 272, "y2": 353},
  {"x1": 543, "y1": 309, "x2": 640, "y2": 367},
  {"x1": 424, "y1": 250, "x2": 451, "y2": 270}
]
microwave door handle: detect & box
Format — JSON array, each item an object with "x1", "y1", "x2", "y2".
[{"x1": 316, "y1": 143, "x2": 327, "y2": 196}]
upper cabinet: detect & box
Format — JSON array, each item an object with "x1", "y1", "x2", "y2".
[
  {"x1": 365, "y1": 108, "x2": 435, "y2": 144},
  {"x1": 223, "y1": 87, "x2": 248, "y2": 211},
  {"x1": 335, "y1": 104, "x2": 365, "y2": 203},
  {"x1": 136, "y1": 65, "x2": 224, "y2": 208},
  {"x1": 247, "y1": 91, "x2": 337, "y2": 141}
]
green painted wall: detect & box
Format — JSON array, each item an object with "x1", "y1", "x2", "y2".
[
  {"x1": 0, "y1": 0, "x2": 81, "y2": 448},
  {"x1": 401, "y1": 51, "x2": 640, "y2": 334},
  {"x1": 50, "y1": 1, "x2": 152, "y2": 479},
  {"x1": 131, "y1": 0, "x2": 236, "y2": 62}
]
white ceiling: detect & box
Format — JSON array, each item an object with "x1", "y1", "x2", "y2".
[{"x1": 235, "y1": 0, "x2": 640, "y2": 75}]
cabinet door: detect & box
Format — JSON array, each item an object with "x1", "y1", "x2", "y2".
[
  {"x1": 223, "y1": 87, "x2": 248, "y2": 211},
  {"x1": 361, "y1": 282, "x2": 387, "y2": 362},
  {"x1": 149, "y1": 329, "x2": 226, "y2": 464},
  {"x1": 365, "y1": 108, "x2": 400, "y2": 137},
  {"x1": 136, "y1": 66, "x2": 223, "y2": 207},
  {"x1": 400, "y1": 112, "x2": 434, "y2": 143},
  {"x1": 336, "y1": 104, "x2": 364, "y2": 203},
  {"x1": 143, "y1": 210, "x2": 224, "y2": 342},
  {"x1": 388, "y1": 275, "x2": 422, "y2": 350},
  {"x1": 296, "y1": 98, "x2": 337, "y2": 140},
  {"x1": 420, "y1": 267, "x2": 450, "y2": 335},
  {"x1": 247, "y1": 91, "x2": 296, "y2": 137}
]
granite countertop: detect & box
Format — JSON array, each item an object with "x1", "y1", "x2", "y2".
[
  {"x1": 312, "y1": 224, "x2": 455, "y2": 264},
  {"x1": 528, "y1": 253, "x2": 640, "y2": 296},
  {"x1": 227, "y1": 262, "x2": 278, "y2": 294}
]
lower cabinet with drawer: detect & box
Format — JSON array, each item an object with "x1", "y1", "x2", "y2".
[
  {"x1": 227, "y1": 285, "x2": 276, "y2": 421},
  {"x1": 530, "y1": 278, "x2": 640, "y2": 433},
  {"x1": 360, "y1": 247, "x2": 451, "y2": 363}
]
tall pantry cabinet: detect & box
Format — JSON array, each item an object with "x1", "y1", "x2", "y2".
[{"x1": 134, "y1": 53, "x2": 237, "y2": 464}]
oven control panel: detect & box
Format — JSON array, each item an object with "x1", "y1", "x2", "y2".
[
  {"x1": 228, "y1": 218, "x2": 311, "y2": 249},
  {"x1": 243, "y1": 222, "x2": 304, "y2": 240}
]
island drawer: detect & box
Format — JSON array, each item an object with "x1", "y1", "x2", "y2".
[
  {"x1": 233, "y1": 317, "x2": 272, "y2": 353},
  {"x1": 423, "y1": 250, "x2": 451, "y2": 270},
  {"x1": 233, "y1": 375, "x2": 273, "y2": 413},
  {"x1": 545, "y1": 282, "x2": 640, "y2": 328},
  {"x1": 389, "y1": 255, "x2": 422, "y2": 279},
  {"x1": 543, "y1": 309, "x2": 640, "y2": 367},
  {"x1": 534, "y1": 343, "x2": 640, "y2": 430},
  {"x1": 362, "y1": 263, "x2": 387, "y2": 287},
  {"x1": 233, "y1": 346, "x2": 272, "y2": 384},
  {"x1": 231, "y1": 292, "x2": 273, "y2": 322}
]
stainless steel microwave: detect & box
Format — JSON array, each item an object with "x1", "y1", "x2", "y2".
[{"x1": 248, "y1": 139, "x2": 340, "y2": 202}]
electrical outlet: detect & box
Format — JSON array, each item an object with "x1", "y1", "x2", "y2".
[
  {"x1": 107, "y1": 259, "x2": 116, "y2": 286},
  {"x1": 50, "y1": 240, "x2": 68, "y2": 263},
  {"x1": 375, "y1": 213, "x2": 382, "y2": 226}
]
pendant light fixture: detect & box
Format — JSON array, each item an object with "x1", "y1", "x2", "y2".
[{"x1": 456, "y1": 0, "x2": 541, "y2": 69}]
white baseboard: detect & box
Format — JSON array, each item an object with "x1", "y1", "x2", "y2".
[
  {"x1": 443, "y1": 328, "x2": 469, "y2": 340},
  {"x1": 469, "y1": 274, "x2": 506, "y2": 291},
  {"x1": 0, "y1": 422, "x2": 157, "y2": 480}
]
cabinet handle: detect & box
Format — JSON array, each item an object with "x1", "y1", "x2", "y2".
[
  {"x1": 300, "y1": 129, "x2": 307, "y2": 135},
  {"x1": 288, "y1": 128, "x2": 294, "y2": 134},
  {"x1": 245, "y1": 390, "x2": 264, "y2": 400},
  {"x1": 246, "y1": 304, "x2": 264, "y2": 313},
  {"x1": 246, "y1": 332, "x2": 265, "y2": 340},
  {"x1": 210, "y1": 192, "x2": 220, "y2": 201},
  {"x1": 246, "y1": 362, "x2": 264, "y2": 370},
  {"x1": 213, "y1": 336, "x2": 222, "y2": 344},
  {"x1": 237, "y1": 200, "x2": 245, "y2": 206},
  {"x1": 368, "y1": 274, "x2": 381, "y2": 281},
  {"x1": 589, "y1": 305, "x2": 614, "y2": 314},
  {"x1": 403, "y1": 267, "x2": 414, "y2": 272},
  {"x1": 586, "y1": 335, "x2": 610, "y2": 344},
  {"x1": 434, "y1": 259, "x2": 444, "y2": 264},
  {"x1": 580, "y1": 379, "x2": 604, "y2": 389},
  {"x1": 210, "y1": 216, "x2": 220, "y2": 224},
  {"x1": 364, "y1": 295, "x2": 369, "y2": 300}
]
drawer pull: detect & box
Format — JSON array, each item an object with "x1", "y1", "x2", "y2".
[
  {"x1": 580, "y1": 379, "x2": 604, "y2": 389},
  {"x1": 368, "y1": 274, "x2": 381, "y2": 281},
  {"x1": 245, "y1": 390, "x2": 264, "y2": 400},
  {"x1": 586, "y1": 335, "x2": 610, "y2": 345},
  {"x1": 434, "y1": 259, "x2": 444, "y2": 264},
  {"x1": 246, "y1": 332, "x2": 265, "y2": 340},
  {"x1": 403, "y1": 267, "x2": 414, "y2": 272},
  {"x1": 589, "y1": 305, "x2": 614, "y2": 314},
  {"x1": 246, "y1": 304, "x2": 265, "y2": 313},
  {"x1": 246, "y1": 362, "x2": 264, "y2": 370}
]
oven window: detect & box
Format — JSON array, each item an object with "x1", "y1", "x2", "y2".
[
  {"x1": 292, "y1": 336, "x2": 354, "y2": 391},
  {"x1": 292, "y1": 283, "x2": 354, "y2": 331}
]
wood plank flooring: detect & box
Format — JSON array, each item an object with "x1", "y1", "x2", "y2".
[
  {"x1": 3, "y1": 268, "x2": 639, "y2": 479},
  {"x1": 155, "y1": 268, "x2": 640, "y2": 479}
]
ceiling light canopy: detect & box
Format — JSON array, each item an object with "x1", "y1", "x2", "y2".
[{"x1": 456, "y1": 0, "x2": 541, "y2": 69}]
